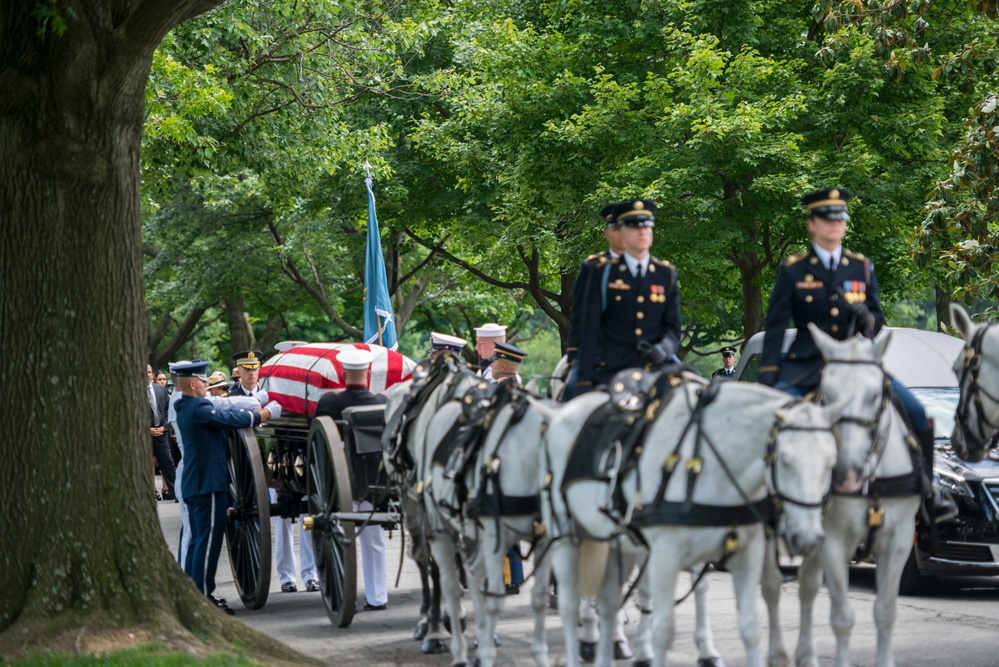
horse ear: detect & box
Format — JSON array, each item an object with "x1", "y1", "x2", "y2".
[
  {"x1": 950, "y1": 303, "x2": 976, "y2": 340},
  {"x1": 808, "y1": 323, "x2": 837, "y2": 360},
  {"x1": 873, "y1": 330, "x2": 891, "y2": 360}
]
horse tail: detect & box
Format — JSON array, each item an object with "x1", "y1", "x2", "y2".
[{"x1": 578, "y1": 541, "x2": 610, "y2": 597}]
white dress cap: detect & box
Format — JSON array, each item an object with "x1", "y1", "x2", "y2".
[
  {"x1": 473, "y1": 322, "x2": 507, "y2": 337},
  {"x1": 430, "y1": 332, "x2": 468, "y2": 351},
  {"x1": 337, "y1": 348, "x2": 375, "y2": 370}
]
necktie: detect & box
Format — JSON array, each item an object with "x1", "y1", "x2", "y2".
[
  {"x1": 148, "y1": 385, "x2": 159, "y2": 426},
  {"x1": 829, "y1": 256, "x2": 837, "y2": 273}
]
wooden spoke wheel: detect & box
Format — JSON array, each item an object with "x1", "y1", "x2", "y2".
[
  {"x1": 307, "y1": 416, "x2": 357, "y2": 628},
  {"x1": 224, "y1": 428, "x2": 271, "y2": 609}
]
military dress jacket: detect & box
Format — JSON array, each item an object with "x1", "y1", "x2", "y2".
[
  {"x1": 175, "y1": 395, "x2": 261, "y2": 497},
  {"x1": 575, "y1": 253, "x2": 682, "y2": 388},
  {"x1": 313, "y1": 385, "x2": 387, "y2": 422},
  {"x1": 759, "y1": 246, "x2": 884, "y2": 389},
  {"x1": 566, "y1": 249, "x2": 612, "y2": 363}
]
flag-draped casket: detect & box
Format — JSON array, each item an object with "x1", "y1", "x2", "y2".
[{"x1": 259, "y1": 343, "x2": 417, "y2": 416}]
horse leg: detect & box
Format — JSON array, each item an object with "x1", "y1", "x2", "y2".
[
  {"x1": 579, "y1": 597, "x2": 598, "y2": 663},
  {"x1": 595, "y1": 549, "x2": 626, "y2": 667},
  {"x1": 430, "y1": 537, "x2": 470, "y2": 667},
  {"x1": 726, "y1": 535, "x2": 765, "y2": 667},
  {"x1": 422, "y1": 556, "x2": 450, "y2": 655},
  {"x1": 632, "y1": 562, "x2": 654, "y2": 667},
  {"x1": 872, "y1": 519, "x2": 916, "y2": 667},
  {"x1": 794, "y1": 552, "x2": 822, "y2": 667},
  {"x1": 646, "y1": 542, "x2": 679, "y2": 667},
  {"x1": 415, "y1": 558, "x2": 432, "y2": 641},
  {"x1": 473, "y1": 546, "x2": 506, "y2": 667},
  {"x1": 530, "y1": 546, "x2": 553, "y2": 667},
  {"x1": 760, "y1": 544, "x2": 788, "y2": 667},
  {"x1": 693, "y1": 564, "x2": 725, "y2": 667},
  {"x1": 818, "y1": 535, "x2": 855, "y2": 667},
  {"x1": 552, "y1": 542, "x2": 584, "y2": 667}
]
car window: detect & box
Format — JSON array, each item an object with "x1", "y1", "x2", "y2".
[{"x1": 911, "y1": 389, "x2": 959, "y2": 439}]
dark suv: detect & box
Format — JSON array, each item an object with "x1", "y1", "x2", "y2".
[{"x1": 733, "y1": 328, "x2": 999, "y2": 594}]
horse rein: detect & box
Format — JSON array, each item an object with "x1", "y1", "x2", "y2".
[
  {"x1": 956, "y1": 323, "x2": 999, "y2": 456},
  {"x1": 819, "y1": 358, "x2": 893, "y2": 494},
  {"x1": 765, "y1": 406, "x2": 834, "y2": 511}
]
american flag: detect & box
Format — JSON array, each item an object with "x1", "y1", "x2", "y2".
[{"x1": 259, "y1": 343, "x2": 416, "y2": 416}]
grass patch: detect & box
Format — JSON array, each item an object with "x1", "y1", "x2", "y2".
[{"x1": 4, "y1": 644, "x2": 261, "y2": 667}]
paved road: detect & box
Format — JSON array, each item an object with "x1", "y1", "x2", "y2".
[{"x1": 157, "y1": 491, "x2": 999, "y2": 666}]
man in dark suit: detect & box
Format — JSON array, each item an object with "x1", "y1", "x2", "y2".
[
  {"x1": 174, "y1": 360, "x2": 280, "y2": 613},
  {"x1": 314, "y1": 348, "x2": 389, "y2": 610},
  {"x1": 759, "y1": 187, "x2": 954, "y2": 520},
  {"x1": 147, "y1": 364, "x2": 175, "y2": 500},
  {"x1": 574, "y1": 199, "x2": 682, "y2": 393}
]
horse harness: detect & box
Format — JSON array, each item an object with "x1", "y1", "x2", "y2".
[
  {"x1": 956, "y1": 323, "x2": 999, "y2": 456},
  {"x1": 822, "y1": 357, "x2": 925, "y2": 559}
]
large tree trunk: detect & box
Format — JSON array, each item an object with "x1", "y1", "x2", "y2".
[
  {"x1": 935, "y1": 285, "x2": 952, "y2": 331},
  {"x1": 0, "y1": 3, "x2": 311, "y2": 661},
  {"x1": 733, "y1": 252, "x2": 766, "y2": 343},
  {"x1": 224, "y1": 297, "x2": 250, "y2": 358}
]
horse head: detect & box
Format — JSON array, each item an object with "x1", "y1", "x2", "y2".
[
  {"x1": 810, "y1": 323, "x2": 893, "y2": 494},
  {"x1": 950, "y1": 303, "x2": 999, "y2": 463},
  {"x1": 768, "y1": 399, "x2": 837, "y2": 557}
]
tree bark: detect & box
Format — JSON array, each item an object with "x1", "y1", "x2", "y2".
[
  {"x1": 733, "y1": 251, "x2": 766, "y2": 341},
  {"x1": 224, "y1": 297, "x2": 249, "y2": 359},
  {"x1": 935, "y1": 285, "x2": 952, "y2": 331},
  {"x1": 0, "y1": 2, "x2": 312, "y2": 660}
]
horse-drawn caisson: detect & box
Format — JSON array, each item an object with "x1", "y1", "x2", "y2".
[{"x1": 221, "y1": 342, "x2": 416, "y2": 627}]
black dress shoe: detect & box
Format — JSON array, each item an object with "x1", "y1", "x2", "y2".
[
  {"x1": 363, "y1": 602, "x2": 387, "y2": 611},
  {"x1": 211, "y1": 597, "x2": 235, "y2": 615},
  {"x1": 305, "y1": 578, "x2": 321, "y2": 592},
  {"x1": 210, "y1": 595, "x2": 228, "y2": 606},
  {"x1": 281, "y1": 581, "x2": 298, "y2": 593}
]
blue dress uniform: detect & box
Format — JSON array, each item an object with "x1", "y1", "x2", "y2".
[
  {"x1": 758, "y1": 244, "x2": 884, "y2": 390},
  {"x1": 574, "y1": 200, "x2": 681, "y2": 390},
  {"x1": 174, "y1": 361, "x2": 263, "y2": 601}
]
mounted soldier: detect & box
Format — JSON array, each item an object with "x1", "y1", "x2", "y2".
[
  {"x1": 571, "y1": 199, "x2": 682, "y2": 395},
  {"x1": 758, "y1": 187, "x2": 955, "y2": 521}
]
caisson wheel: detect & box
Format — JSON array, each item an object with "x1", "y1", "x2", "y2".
[
  {"x1": 224, "y1": 428, "x2": 272, "y2": 609},
  {"x1": 307, "y1": 416, "x2": 357, "y2": 627}
]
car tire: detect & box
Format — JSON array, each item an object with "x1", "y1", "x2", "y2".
[{"x1": 898, "y1": 548, "x2": 934, "y2": 596}]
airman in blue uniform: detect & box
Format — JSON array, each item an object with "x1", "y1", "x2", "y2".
[
  {"x1": 173, "y1": 360, "x2": 279, "y2": 612},
  {"x1": 573, "y1": 199, "x2": 682, "y2": 392}
]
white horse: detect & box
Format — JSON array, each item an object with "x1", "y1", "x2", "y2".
[
  {"x1": 422, "y1": 379, "x2": 557, "y2": 667},
  {"x1": 383, "y1": 353, "x2": 480, "y2": 665},
  {"x1": 544, "y1": 369, "x2": 838, "y2": 667},
  {"x1": 949, "y1": 303, "x2": 999, "y2": 463},
  {"x1": 762, "y1": 325, "x2": 921, "y2": 667}
]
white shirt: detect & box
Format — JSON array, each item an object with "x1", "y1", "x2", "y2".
[
  {"x1": 622, "y1": 252, "x2": 650, "y2": 278},
  {"x1": 812, "y1": 244, "x2": 841, "y2": 272}
]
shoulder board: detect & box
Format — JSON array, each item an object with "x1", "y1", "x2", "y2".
[
  {"x1": 651, "y1": 257, "x2": 672, "y2": 268},
  {"x1": 843, "y1": 249, "x2": 868, "y2": 262},
  {"x1": 784, "y1": 251, "x2": 809, "y2": 267},
  {"x1": 584, "y1": 253, "x2": 600, "y2": 262}
]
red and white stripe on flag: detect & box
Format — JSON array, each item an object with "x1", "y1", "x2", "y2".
[{"x1": 259, "y1": 343, "x2": 416, "y2": 416}]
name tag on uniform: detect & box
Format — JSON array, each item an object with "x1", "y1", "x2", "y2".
[
  {"x1": 842, "y1": 280, "x2": 867, "y2": 303},
  {"x1": 796, "y1": 281, "x2": 823, "y2": 289}
]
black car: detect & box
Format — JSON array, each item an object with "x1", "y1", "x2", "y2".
[{"x1": 734, "y1": 328, "x2": 999, "y2": 594}]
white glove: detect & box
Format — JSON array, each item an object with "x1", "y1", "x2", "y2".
[
  {"x1": 263, "y1": 400, "x2": 282, "y2": 420},
  {"x1": 255, "y1": 390, "x2": 270, "y2": 406}
]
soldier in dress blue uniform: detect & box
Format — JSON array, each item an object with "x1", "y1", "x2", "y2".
[
  {"x1": 759, "y1": 187, "x2": 955, "y2": 520},
  {"x1": 712, "y1": 347, "x2": 738, "y2": 379},
  {"x1": 562, "y1": 217, "x2": 625, "y2": 400},
  {"x1": 173, "y1": 360, "x2": 281, "y2": 613},
  {"x1": 572, "y1": 199, "x2": 682, "y2": 393}
]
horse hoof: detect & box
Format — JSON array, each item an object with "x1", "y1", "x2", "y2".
[
  {"x1": 579, "y1": 641, "x2": 596, "y2": 663},
  {"x1": 697, "y1": 658, "x2": 726, "y2": 667},
  {"x1": 494, "y1": 634, "x2": 501, "y2": 647},
  {"x1": 413, "y1": 621, "x2": 429, "y2": 641},
  {"x1": 615, "y1": 640, "x2": 634, "y2": 660},
  {"x1": 632, "y1": 661, "x2": 652, "y2": 667},
  {"x1": 421, "y1": 638, "x2": 449, "y2": 654}
]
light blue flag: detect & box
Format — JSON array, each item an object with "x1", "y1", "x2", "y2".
[{"x1": 363, "y1": 166, "x2": 398, "y2": 350}]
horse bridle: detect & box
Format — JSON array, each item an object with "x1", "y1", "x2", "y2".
[
  {"x1": 765, "y1": 404, "x2": 834, "y2": 512},
  {"x1": 818, "y1": 358, "x2": 893, "y2": 494},
  {"x1": 955, "y1": 323, "x2": 999, "y2": 456}
]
